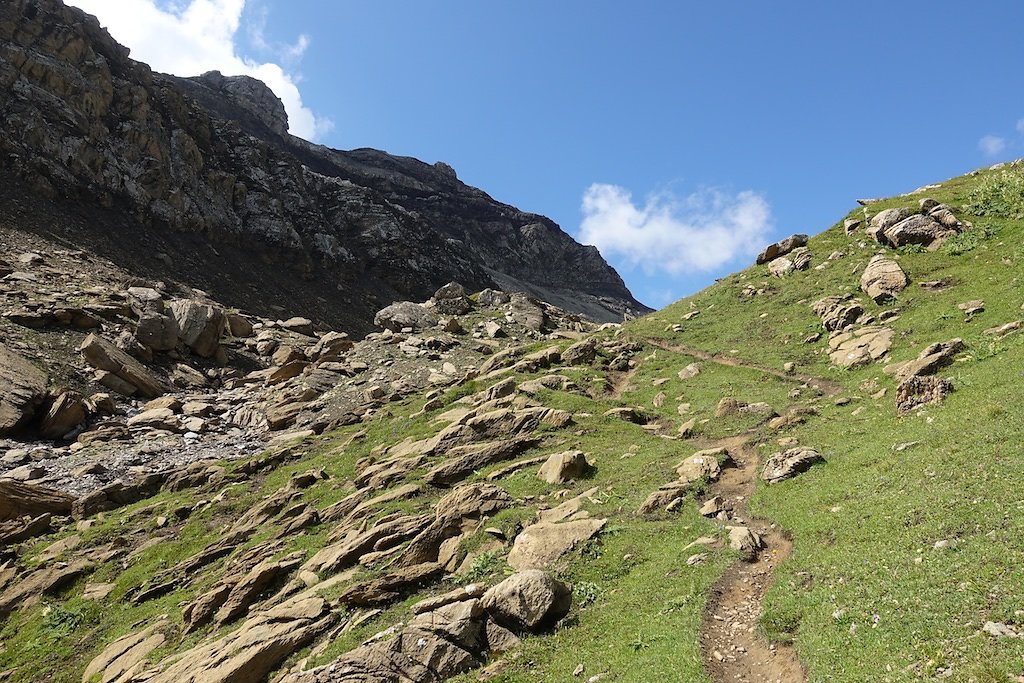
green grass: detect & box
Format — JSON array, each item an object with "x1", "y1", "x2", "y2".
[{"x1": 4, "y1": 165, "x2": 1024, "y2": 682}]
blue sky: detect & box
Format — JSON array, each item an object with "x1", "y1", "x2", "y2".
[{"x1": 70, "y1": 1, "x2": 1024, "y2": 309}]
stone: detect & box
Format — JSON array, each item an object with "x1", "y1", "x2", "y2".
[
  {"x1": 537, "y1": 450, "x2": 590, "y2": 484},
  {"x1": 762, "y1": 447, "x2": 824, "y2": 483},
  {"x1": 481, "y1": 570, "x2": 572, "y2": 632},
  {"x1": 80, "y1": 334, "x2": 165, "y2": 398},
  {"x1": 433, "y1": 282, "x2": 473, "y2": 315},
  {"x1": 866, "y1": 207, "x2": 911, "y2": 243},
  {"x1": 168, "y1": 299, "x2": 225, "y2": 357},
  {"x1": 477, "y1": 288, "x2": 510, "y2": 308},
  {"x1": 812, "y1": 296, "x2": 864, "y2": 331},
  {"x1": 0, "y1": 343, "x2": 48, "y2": 436},
  {"x1": 134, "y1": 310, "x2": 179, "y2": 352},
  {"x1": 957, "y1": 300, "x2": 985, "y2": 315},
  {"x1": 790, "y1": 246, "x2": 812, "y2": 270},
  {"x1": 756, "y1": 234, "x2": 808, "y2": 265},
  {"x1": 860, "y1": 255, "x2": 908, "y2": 302},
  {"x1": 484, "y1": 320, "x2": 506, "y2": 338},
  {"x1": 677, "y1": 363, "x2": 700, "y2": 380},
  {"x1": 279, "y1": 316, "x2": 315, "y2": 336},
  {"x1": 126, "y1": 407, "x2": 180, "y2": 431},
  {"x1": 896, "y1": 375, "x2": 953, "y2": 414},
  {"x1": 887, "y1": 338, "x2": 964, "y2": 382},
  {"x1": 506, "y1": 518, "x2": 606, "y2": 570},
  {"x1": 374, "y1": 301, "x2": 439, "y2": 332},
  {"x1": 225, "y1": 312, "x2": 254, "y2": 337},
  {"x1": 38, "y1": 389, "x2": 86, "y2": 440},
  {"x1": 727, "y1": 526, "x2": 763, "y2": 559},
  {"x1": 768, "y1": 257, "x2": 794, "y2": 277},
  {"x1": 676, "y1": 448, "x2": 727, "y2": 484},
  {"x1": 507, "y1": 293, "x2": 549, "y2": 332},
  {"x1": 136, "y1": 596, "x2": 333, "y2": 683},
  {"x1": 881, "y1": 214, "x2": 958, "y2": 249},
  {"x1": 827, "y1": 326, "x2": 894, "y2": 367}
]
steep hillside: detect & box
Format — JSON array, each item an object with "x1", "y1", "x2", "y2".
[
  {"x1": 2, "y1": 157, "x2": 1023, "y2": 683},
  {"x1": 0, "y1": 0, "x2": 648, "y2": 338}
]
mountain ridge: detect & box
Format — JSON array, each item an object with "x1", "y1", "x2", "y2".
[{"x1": 0, "y1": 0, "x2": 648, "y2": 337}]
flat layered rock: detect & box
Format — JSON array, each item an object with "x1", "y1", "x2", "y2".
[
  {"x1": 860, "y1": 255, "x2": 908, "y2": 302},
  {"x1": 762, "y1": 447, "x2": 824, "y2": 484},
  {"x1": 0, "y1": 343, "x2": 47, "y2": 436}
]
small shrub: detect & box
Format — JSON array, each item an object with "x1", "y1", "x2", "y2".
[
  {"x1": 572, "y1": 581, "x2": 601, "y2": 608},
  {"x1": 963, "y1": 170, "x2": 1024, "y2": 217}
]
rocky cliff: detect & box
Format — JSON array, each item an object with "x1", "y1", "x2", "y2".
[{"x1": 0, "y1": 0, "x2": 648, "y2": 338}]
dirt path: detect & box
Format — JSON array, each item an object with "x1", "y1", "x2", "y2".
[
  {"x1": 699, "y1": 437, "x2": 806, "y2": 683},
  {"x1": 644, "y1": 338, "x2": 842, "y2": 397}
]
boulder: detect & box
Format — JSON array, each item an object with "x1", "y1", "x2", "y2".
[
  {"x1": 887, "y1": 338, "x2": 964, "y2": 382},
  {"x1": 374, "y1": 301, "x2": 439, "y2": 332},
  {"x1": 676, "y1": 448, "x2": 727, "y2": 484},
  {"x1": 38, "y1": 389, "x2": 86, "y2": 439},
  {"x1": 279, "y1": 316, "x2": 314, "y2": 336},
  {"x1": 168, "y1": 299, "x2": 225, "y2": 357},
  {"x1": 768, "y1": 257, "x2": 794, "y2": 278},
  {"x1": 827, "y1": 326, "x2": 894, "y2": 367},
  {"x1": 506, "y1": 517, "x2": 606, "y2": 570},
  {"x1": 0, "y1": 480, "x2": 74, "y2": 521},
  {"x1": 866, "y1": 207, "x2": 911, "y2": 243},
  {"x1": 481, "y1": 570, "x2": 572, "y2": 632},
  {"x1": 727, "y1": 526, "x2": 763, "y2": 559},
  {"x1": 896, "y1": 375, "x2": 953, "y2": 414},
  {"x1": 80, "y1": 334, "x2": 165, "y2": 398},
  {"x1": 134, "y1": 309, "x2": 179, "y2": 352},
  {"x1": 507, "y1": 293, "x2": 549, "y2": 332},
  {"x1": 762, "y1": 447, "x2": 824, "y2": 483},
  {"x1": 433, "y1": 281, "x2": 473, "y2": 315},
  {"x1": 873, "y1": 213, "x2": 959, "y2": 249},
  {"x1": 225, "y1": 312, "x2": 254, "y2": 338},
  {"x1": 0, "y1": 343, "x2": 48, "y2": 436},
  {"x1": 860, "y1": 255, "x2": 908, "y2": 302},
  {"x1": 477, "y1": 288, "x2": 510, "y2": 308},
  {"x1": 811, "y1": 296, "x2": 864, "y2": 331},
  {"x1": 756, "y1": 234, "x2": 808, "y2": 265},
  {"x1": 537, "y1": 450, "x2": 590, "y2": 484}
]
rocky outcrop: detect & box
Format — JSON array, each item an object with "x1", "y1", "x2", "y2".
[
  {"x1": 867, "y1": 200, "x2": 964, "y2": 250},
  {"x1": 762, "y1": 447, "x2": 824, "y2": 484},
  {"x1": 756, "y1": 234, "x2": 808, "y2": 265},
  {"x1": 0, "y1": 0, "x2": 647, "y2": 336}
]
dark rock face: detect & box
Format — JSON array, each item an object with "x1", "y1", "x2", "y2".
[{"x1": 0, "y1": 0, "x2": 649, "y2": 337}]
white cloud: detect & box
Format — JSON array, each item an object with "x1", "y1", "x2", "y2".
[
  {"x1": 978, "y1": 134, "x2": 1007, "y2": 157},
  {"x1": 578, "y1": 183, "x2": 772, "y2": 275},
  {"x1": 68, "y1": 0, "x2": 332, "y2": 141}
]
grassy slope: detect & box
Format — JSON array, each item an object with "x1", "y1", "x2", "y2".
[{"x1": 2, "y1": 163, "x2": 1023, "y2": 683}]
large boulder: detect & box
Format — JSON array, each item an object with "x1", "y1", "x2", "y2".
[
  {"x1": 506, "y1": 517, "x2": 606, "y2": 570},
  {"x1": 860, "y1": 255, "x2": 908, "y2": 302},
  {"x1": 432, "y1": 282, "x2": 473, "y2": 315},
  {"x1": 374, "y1": 301, "x2": 439, "y2": 332},
  {"x1": 866, "y1": 208, "x2": 911, "y2": 243},
  {"x1": 0, "y1": 343, "x2": 47, "y2": 436},
  {"x1": 38, "y1": 389, "x2": 86, "y2": 439},
  {"x1": 134, "y1": 309, "x2": 179, "y2": 352},
  {"x1": 168, "y1": 300, "x2": 225, "y2": 357},
  {"x1": 80, "y1": 334, "x2": 166, "y2": 398},
  {"x1": 507, "y1": 293, "x2": 549, "y2": 332},
  {"x1": 481, "y1": 570, "x2": 572, "y2": 632},
  {"x1": 827, "y1": 326, "x2": 894, "y2": 367},
  {"x1": 0, "y1": 480, "x2": 74, "y2": 522},
  {"x1": 755, "y1": 234, "x2": 808, "y2": 265},
  {"x1": 537, "y1": 450, "x2": 590, "y2": 484}
]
